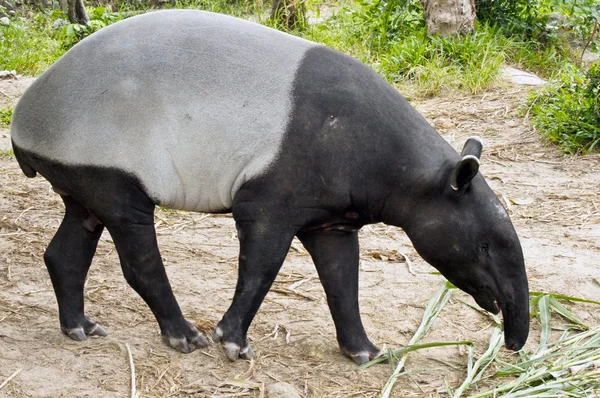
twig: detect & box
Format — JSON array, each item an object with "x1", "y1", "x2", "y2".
[
  {"x1": 271, "y1": 287, "x2": 317, "y2": 301},
  {"x1": 0, "y1": 368, "x2": 22, "y2": 390},
  {"x1": 126, "y1": 343, "x2": 137, "y2": 398},
  {"x1": 581, "y1": 19, "x2": 599, "y2": 65},
  {"x1": 290, "y1": 242, "x2": 305, "y2": 254},
  {"x1": 398, "y1": 251, "x2": 415, "y2": 276},
  {"x1": 14, "y1": 207, "x2": 33, "y2": 223}
]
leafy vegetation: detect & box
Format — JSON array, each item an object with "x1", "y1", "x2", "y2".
[
  {"x1": 59, "y1": 6, "x2": 126, "y2": 47},
  {"x1": 528, "y1": 63, "x2": 600, "y2": 154},
  {"x1": 0, "y1": 0, "x2": 598, "y2": 152},
  {"x1": 0, "y1": 11, "x2": 65, "y2": 75}
]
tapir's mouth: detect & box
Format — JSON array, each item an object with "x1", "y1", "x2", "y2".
[
  {"x1": 472, "y1": 286, "x2": 529, "y2": 352},
  {"x1": 474, "y1": 289, "x2": 500, "y2": 315}
]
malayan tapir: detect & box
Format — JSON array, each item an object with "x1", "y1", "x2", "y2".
[{"x1": 10, "y1": 9, "x2": 529, "y2": 364}]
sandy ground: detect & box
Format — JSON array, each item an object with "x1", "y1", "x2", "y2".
[{"x1": 0, "y1": 77, "x2": 598, "y2": 398}]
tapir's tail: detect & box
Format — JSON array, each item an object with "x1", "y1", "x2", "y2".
[{"x1": 12, "y1": 141, "x2": 37, "y2": 178}]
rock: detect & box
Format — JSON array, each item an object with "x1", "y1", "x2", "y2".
[
  {"x1": 267, "y1": 382, "x2": 301, "y2": 398},
  {"x1": 52, "y1": 18, "x2": 68, "y2": 29},
  {"x1": 582, "y1": 51, "x2": 599, "y2": 64},
  {"x1": 500, "y1": 66, "x2": 546, "y2": 86},
  {"x1": 545, "y1": 12, "x2": 566, "y2": 29},
  {"x1": 0, "y1": 70, "x2": 17, "y2": 80}
]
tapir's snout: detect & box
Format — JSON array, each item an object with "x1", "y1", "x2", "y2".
[
  {"x1": 469, "y1": 277, "x2": 529, "y2": 351},
  {"x1": 479, "y1": 263, "x2": 530, "y2": 351},
  {"x1": 499, "y1": 280, "x2": 530, "y2": 351}
]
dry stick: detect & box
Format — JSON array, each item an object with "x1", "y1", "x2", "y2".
[
  {"x1": 0, "y1": 368, "x2": 22, "y2": 390},
  {"x1": 126, "y1": 343, "x2": 137, "y2": 398},
  {"x1": 398, "y1": 251, "x2": 416, "y2": 276},
  {"x1": 580, "y1": 19, "x2": 599, "y2": 66}
]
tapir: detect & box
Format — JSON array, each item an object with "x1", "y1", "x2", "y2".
[{"x1": 10, "y1": 9, "x2": 529, "y2": 364}]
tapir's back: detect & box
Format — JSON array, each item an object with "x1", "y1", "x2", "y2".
[{"x1": 11, "y1": 10, "x2": 315, "y2": 212}]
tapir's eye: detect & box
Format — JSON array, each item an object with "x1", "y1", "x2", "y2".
[{"x1": 480, "y1": 243, "x2": 489, "y2": 253}]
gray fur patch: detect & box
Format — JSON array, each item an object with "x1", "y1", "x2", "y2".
[{"x1": 11, "y1": 10, "x2": 316, "y2": 212}]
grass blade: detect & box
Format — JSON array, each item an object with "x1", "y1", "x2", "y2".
[
  {"x1": 378, "y1": 282, "x2": 456, "y2": 398},
  {"x1": 548, "y1": 296, "x2": 586, "y2": 329},
  {"x1": 529, "y1": 292, "x2": 600, "y2": 306},
  {"x1": 536, "y1": 295, "x2": 552, "y2": 354},
  {"x1": 452, "y1": 327, "x2": 504, "y2": 397},
  {"x1": 361, "y1": 341, "x2": 473, "y2": 369}
]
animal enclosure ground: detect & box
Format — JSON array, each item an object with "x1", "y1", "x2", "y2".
[{"x1": 0, "y1": 78, "x2": 598, "y2": 397}]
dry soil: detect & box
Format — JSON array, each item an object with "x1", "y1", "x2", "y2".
[{"x1": 0, "y1": 78, "x2": 598, "y2": 397}]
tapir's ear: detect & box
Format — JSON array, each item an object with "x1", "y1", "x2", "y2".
[
  {"x1": 450, "y1": 137, "x2": 483, "y2": 191},
  {"x1": 451, "y1": 155, "x2": 479, "y2": 191},
  {"x1": 460, "y1": 136, "x2": 483, "y2": 159}
]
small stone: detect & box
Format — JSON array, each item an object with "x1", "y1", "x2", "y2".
[
  {"x1": 267, "y1": 382, "x2": 301, "y2": 398},
  {"x1": 501, "y1": 66, "x2": 546, "y2": 86},
  {"x1": 52, "y1": 18, "x2": 68, "y2": 29}
]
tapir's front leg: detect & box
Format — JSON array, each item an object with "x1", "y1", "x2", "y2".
[
  {"x1": 214, "y1": 219, "x2": 295, "y2": 361},
  {"x1": 297, "y1": 230, "x2": 382, "y2": 365}
]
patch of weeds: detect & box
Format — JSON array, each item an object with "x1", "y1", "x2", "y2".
[
  {"x1": 0, "y1": 148, "x2": 14, "y2": 158},
  {"x1": 269, "y1": 0, "x2": 308, "y2": 31},
  {"x1": 171, "y1": 0, "x2": 266, "y2": 18},
  {"x1": 349, "y1": 0, "x2": 425, "y2": 50},
  {"x1": 381, "y1": 24, "x2": 512, "y2": 95},
  {"x1": 0, "y1": 108, "x2": 12, "y2": 128},
  {"x1": 528, "y1": 62, "x2": 600, "y2": 154},
  {"x1": 300, "y1": 1, "x2": 380, "y2": 66},
  {"x1": 59, "y1": 7, "x2": 126, "y2": 48},
  {"x1": 0, "y1": 12, "x2": 65, "y2": 75},
  {"x1": 507, "y1": 38, "x2": 573, "y2": 79}
]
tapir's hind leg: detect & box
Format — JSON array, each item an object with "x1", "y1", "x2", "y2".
[
  {"x1": 103, "y1": 210, "x2": 209, "y2": 353},
  {"x1": 44, "y1": 195, "x2": 107, "y2": 340},
  {"x1": 297, "y1": 230, "x2": 383, "y2": 365}
]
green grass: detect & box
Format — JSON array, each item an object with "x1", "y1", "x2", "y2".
[
  {"x1": 0, "y1": 13, "x2": 65, "y2": 75},
  {"x1": 297, "y1": 1, "x2": 582, "y2": 96},
  {"x1": 1, "y1": 0, "x2": 597, "y2": 152},
  {"x1": 527, "y1": 63, "x2": 600, "y2": 154},
  {"x1": 379, "y1": 25, "x2": 512, "y2": 95},
  {"x1": 0, "y1": 108, "x2": 12, "y2": 128}
]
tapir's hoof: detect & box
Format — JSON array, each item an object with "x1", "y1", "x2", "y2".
[
  {"x1": 213, "y1": 326, "x2": 256, "y2": 361},
  {"x1": 162, "y1": 334, "x2": 209, "y2": 353},
  {"x1": 162, "y1": 321, "x2": 208, "y2": 354},
  {"x1": 341, "y1": 347, "x2": 386, "y2": 366},
  {"x1": 222, "y1": 342, "x2": 256, "y2": 361},
  {"x1": 61, "y1": 316, "x2": 108, "y2": 341}
]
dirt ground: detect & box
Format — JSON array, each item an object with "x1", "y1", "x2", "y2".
[{"x1": 0, "y1": 76, "x2": 598, "y2": 398}]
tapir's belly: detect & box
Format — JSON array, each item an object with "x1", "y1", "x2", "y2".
[{"x1": 11, "y1": 10, "x2": 315, "y2": 212}]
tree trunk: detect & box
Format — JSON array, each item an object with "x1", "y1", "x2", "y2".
[
  {"x1": 64, "y1": 0, "x2": 89, "y2": 24},
  {"x1": 423, "y1": 0, "x2": 475, "y2": 36}
]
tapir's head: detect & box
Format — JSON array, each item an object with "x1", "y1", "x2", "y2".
[{"x1": 398, "y1": 137, "x2": 529, "y2": 351}]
